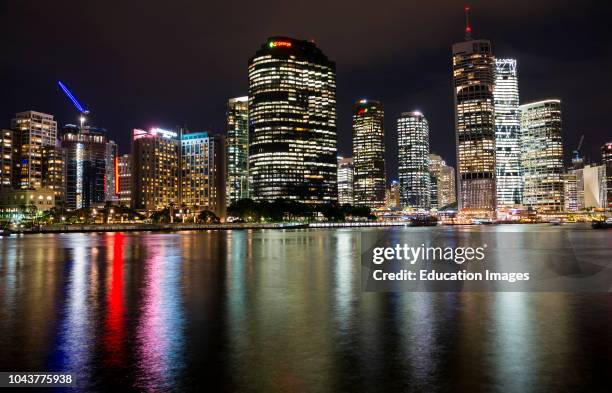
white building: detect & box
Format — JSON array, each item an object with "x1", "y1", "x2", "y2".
[{"x1": 494, "y1": 59, "x2": 522, "y2": 209}]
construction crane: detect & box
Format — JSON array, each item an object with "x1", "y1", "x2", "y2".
[{"x1": 57, "y1": 80, "x2": 89, "y2": 128}]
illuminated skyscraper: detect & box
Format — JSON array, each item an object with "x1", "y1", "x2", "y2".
[
  {"x1": 226, "y1": 96, "x2": 249, "y2": 206},
  {"x1": 0, "y1": 129, "x2": 13, "y2": 188},
  {"x1": 248, "y1": 37, "x2": 337, "y2": 204},
  {"x1": 41, "y1": 143, "x2": 65, "y2": 203},
  {"x1": 181, "y1": 132, "x2": 226, "y2": 218},
  {"x1": 452, "y1": 37, "x2": 496, "y2": 216},
  {"x1": 11, "y1": 111, "x2": 58, "y2": 189},
  {"x1": 603, "y1": 142, "x2": 612, "y2": 211},
  {"x1": 429, "y1": 153, "x2": 457, "y2": 209},
  {"x1": 61, "y1": 125, "x2": 110, "y2": 210},
  {"x1": 131, "y1": 128, "x2": 180, "y2": 211},
  {"x1": 386, "y1": 180, "x2": 400, "y2": 209},
  {"x1": 337, "y1": 156, "x2": 354, "y2": 205},
  {"x1": 353, "y1": 99, "x2": 385, "y2": 207},
  {"x1": 520, "y1": 100, "x2": 564, "y2": 212},
  {"x1": 117, "y1": 154, "x2": 131, "y2": 206},
  {"x1": 494, "y1": 58, "x2": 522, "y2": 208},
  {"x1": 563, "y1": 171, "x2": 578, "y2": 212},
  {"x1": 397, "y1": 111, "x2": 430, "y2": 209},
  {"x1": 105, "y1": 140, "x2": 118, "y2": 202}
]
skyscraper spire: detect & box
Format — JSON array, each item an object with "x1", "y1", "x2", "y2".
[{"x1": 464, "y1": 5, "x2": 472, "y2": 40}]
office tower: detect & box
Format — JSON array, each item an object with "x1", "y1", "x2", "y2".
[
  {"x1": 386, "y1": 180, "x2": 400, "y2": 209},
  {"x1": 117, "y1": 154, "x2": 131, "y2": 206},
  {"x1": 563, "y1": 171, "x2": 578, "y2": 212},
  {"x1": 353, "y1": 99, "x2": 386, "y2": 207},
  {"x1": 180, "y1": 131, "x2": 226, "y2": 217},
  {"x1": 429, "y1": 153, "x2": 457, "y2": 209},
  {"x1": 105, "y1": 140, "x2": 118, "y2": 202},
  {"x1": 226, "y1": 96, "x2": 249, "y2": 206},
  {"x1": 11, "y1": 111, "x2": 58, "y2": 189},
  {"x1": 248, "y1": 37, "x2": 337, "y2": 204},
  {"x1": 397, "y1": 111, "x2": 430, "y2": 209},
  {"x1": 337, "y1": 156, "x2": 354, "y2": 205},
  {"x1": 131, "y1": 128, "x2": 180, "y2": 211},
  {"x1": 603, "y1": 142, "x2": 612, "y2": 211},
  {"x1": 61, "y1": 127, "x2": 109, "y2": 210},
  {"x1": 494, "y1": 58, "x2": 522, "y2": 208},
  {"x1": 41, "y1": 143, "x2": 65, "y2": 203},
  {"x1": 452, "y1": 36, "x2": 496, "y2": 216},
  {"x1": 0, "y1": 129, "x2": 12, "y2": 188},
  {"x1": 520, "y1": 100, "x2": 564, "y2": 212}
]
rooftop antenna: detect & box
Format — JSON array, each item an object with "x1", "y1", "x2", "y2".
[{"x1": 464, "y1": 5, "x2": 472, "y2": 40}]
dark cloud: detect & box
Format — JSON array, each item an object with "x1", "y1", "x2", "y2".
[{"x1": 1, "y1": 0, "x2": 610, "y2": 179}]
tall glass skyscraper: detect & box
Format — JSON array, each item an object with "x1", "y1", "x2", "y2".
[
  {"x1": 452, "y1": 39, "x2": 497, "y2": 216},
  {"x1": 397, "y1": 111, "x2": 430, "y2": 209},
  {"x1": 61, "y1": 125, "x2": 112, "y2": 210},
  {"x1": 248, "y1": 37, "x2": 337, "y2": 204},
  {"x1": 352, "y1": 99, "x2": 386, "y2": 207},
  {"x1": 520, "y1": 100, "x2": 564, "y2": 212},
  {"x1": 226, "y1": 96, "x2": 249, "y2": 206},
  {"x1": 494, "y1": 58, "x2": 522, "y2": 208},
  {"x1": 337, "y1": 156, "x2": 354, "y2": 205}
]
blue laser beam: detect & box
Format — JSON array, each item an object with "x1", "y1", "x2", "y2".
[{"x1": 57, "y1": 81, "x2": 88, "y2": 113}]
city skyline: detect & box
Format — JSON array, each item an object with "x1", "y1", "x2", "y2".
[{"x1": 2, "y1": 1, "x2": 611, "y2": 181}]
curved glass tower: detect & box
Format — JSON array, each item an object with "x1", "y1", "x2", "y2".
[{"x1": 248, "y1": 37, "x2": 337, "y2": 204}]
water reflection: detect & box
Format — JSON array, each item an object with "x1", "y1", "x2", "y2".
[
  {"x1": 56, "y1": 236, "x2": 97, "y2": 387},
  {"x1": 0, "y1": 226, "x2": 610, "y2": 392},
  {"x1": 136, "y1": 236, "x2": 185, "y2": 391}
]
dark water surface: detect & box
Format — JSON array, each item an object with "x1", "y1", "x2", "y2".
[{"x1": 1, "y1": 226, "x2": 611, "y2": 392}]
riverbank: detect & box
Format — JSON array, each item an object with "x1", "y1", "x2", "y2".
[{"x1": 5, "y1": 220, "x2": 410, "y2": 234}]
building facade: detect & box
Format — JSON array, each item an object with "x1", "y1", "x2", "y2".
[
  {"x1": 429, "y1": 153, "x2": 457, "y2": 209},
  {"x1": 41, "y1": 143, "x2": 65, "y2": 203},
  {"x1": 117, "y1": 154, "x2": 131, "y2": 206},
  {"x1": 11, "y1": 111, "x2": 58, "y2": 190},
  {"x1": 520, "y1": 100, "x2": 564, "y2": 212},
  {"x1": 248, "y1": 37, "x2": 337, "y2": 204},
  {"x1": 226, "y1": 96, "x2": 249, "y2": 206},
  {"x1": 397, "y1": 111, "x2": 430, "y2": 209},
  {"x1": 61, "y1": 128, "x2": 109, "y2": 210},
  {"x1": 452, "y1": 40, "x2": 497, "y2": 216},
  {"x1": 337, "y1": 156, "x2": 354, "y2": 205},
  {"x1": 386, "y1": 180, "x2": 400, "y2": 209},
  {"x1": 0, "y1": 129, "x2": 12, "y2": 188},
  {"x1": 131, "y1": 128, "x2": 180, "y2": 211},
  {"x1": 180, "y1": 132, "x2": 226, "y2": 217},
  {"x1": 105, "y1": 140, "x2": 119, "y2": 203},
  {"x1": 353, "y1": 99, "x2": 386, "y2": 208},
  {"x1": 603, "y1": 142, "x2": 612, "y2": 211},
  {"x1": 494, "y1": 58, "x2": 522, "y2": 208}
]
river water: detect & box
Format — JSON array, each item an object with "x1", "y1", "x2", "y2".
[{"x1": 0, "y1": 226, "x2": 611, "y2": 392}]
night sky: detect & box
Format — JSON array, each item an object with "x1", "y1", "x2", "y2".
[{"x1": 2, "y1": 0, "x2": 611, "y2": 180}]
